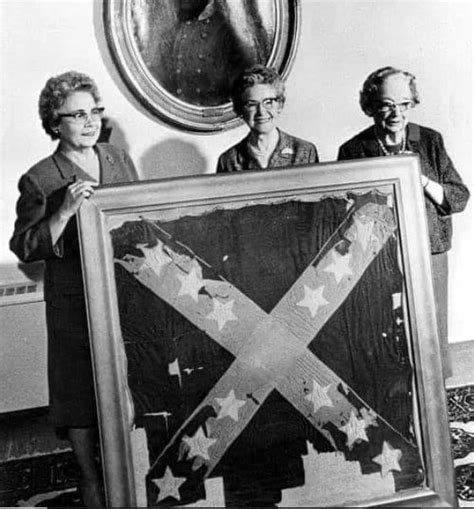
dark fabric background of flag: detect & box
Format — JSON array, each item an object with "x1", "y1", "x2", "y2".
[{"x1": 110, "y1": 194, "x2": 423, "y2": 506}]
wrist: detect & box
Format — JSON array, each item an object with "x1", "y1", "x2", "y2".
[{"x1": 55, "y1": 208, "x2": 73, "y2": 222}]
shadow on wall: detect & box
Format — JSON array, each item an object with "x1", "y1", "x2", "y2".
[
  {"x1": 103, "y1": 119, "x2": 208, "y2": 179},
  {"x1": 139, "y1": 139, "x2": 208, "y2": 180},
  {"x1": 104, "y1": 117, "x2": 131, "y2": 153}
]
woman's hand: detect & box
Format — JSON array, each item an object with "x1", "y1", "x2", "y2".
[
  {"x1": 421, "y1": 175, "x2": 445, "y2": 206},
  {"x1": 49, "y1": 179, "x2": 96, "y2": 246},
  {"x1": 58, "y1": 179, "x2": 96, "y2": 220}
]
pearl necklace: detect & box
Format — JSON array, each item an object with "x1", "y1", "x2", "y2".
[{"x1": 376, "y1": 134, "x2": 406, "y2": 156}]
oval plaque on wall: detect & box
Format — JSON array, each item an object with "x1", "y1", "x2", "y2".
[{"x1": 104, "y1": 0, "x2": 300, "y2": 132}]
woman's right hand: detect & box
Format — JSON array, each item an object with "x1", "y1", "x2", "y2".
[
  {"x1": 49, "y1": 179, "x2": 96, "y2": 246},
  {"x1": 57, "y1": 179, "x2": 96, "y2": 220}
]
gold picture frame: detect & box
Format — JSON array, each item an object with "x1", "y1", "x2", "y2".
[{"x1": 78, "y1": 156, "x2": 456, "y2": 507}]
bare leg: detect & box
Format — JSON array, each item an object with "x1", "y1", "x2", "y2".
[{"x1": 68, "y1": 426, "x2": 103, "y2": 508}]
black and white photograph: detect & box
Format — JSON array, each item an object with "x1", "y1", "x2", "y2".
[{"x1": 0, "y1": 1, "x2": 472, "y2": 507}]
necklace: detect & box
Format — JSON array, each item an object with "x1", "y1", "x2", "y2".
[{"x1": 376, "y1": 134, "x2": 406, "y2": 156}]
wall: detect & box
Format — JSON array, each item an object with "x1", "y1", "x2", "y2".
[{"x1": 0, "y1": 0, "x2": 472, "y2": 347}]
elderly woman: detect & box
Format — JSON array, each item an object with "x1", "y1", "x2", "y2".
[
  {"x1": 217, "y1": 64, "x2": 318, "y2": 172},
  {"x1": 10, "y1": 71, "x2": 138, "y2": 507},
  {"x1": 338, "y1": 66, "x2": 470, "y2": 379}
]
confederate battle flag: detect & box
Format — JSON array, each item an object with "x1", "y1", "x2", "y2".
[{"x1": 110, "y1": 190, "x2": 425, "y2": 506}]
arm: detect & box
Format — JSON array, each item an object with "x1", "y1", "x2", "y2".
[
  {"x1": 420, "y1": 175, "x2": 444, "y2": 207},
  {"x1": 10, "y1": 173, "x2": 55, "y2": 262},
  {"x1": 424, "y1": 132, "x2": 470, "y2": 215},
  {"x1": 49, "y1": 179, "x2": 95, "y2": 245},
  {"x1": 10, "y1": 173, "x2": 95, "y2": 262}
]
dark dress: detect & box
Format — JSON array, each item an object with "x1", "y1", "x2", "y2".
[
  {"x1": 338, "y1": 123, "x2": 470, "y2": 377},
  {"x1": 10, "y1": 143, "x2": 138, "y2": 428}
]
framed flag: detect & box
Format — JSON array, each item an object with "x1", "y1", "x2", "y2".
[{"x1": 78, "y1": 155, "x2": 456, "y2": 507}]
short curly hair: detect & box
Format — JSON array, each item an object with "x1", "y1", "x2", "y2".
[
  {"x1": 359, "y1": 66, "x2": 420, "y2": 117},
  {"x1": 231, "y1": 65, "x2": 286, "y2": 116},
  {"x1": 38, "y1": 71, "x2": 101, "y2": 140}
]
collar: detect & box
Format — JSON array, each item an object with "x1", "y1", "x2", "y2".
[
  {"x1": 361, "y1": 123, "x2": 421, "y2": 155},
  {"x1": 52, "y1": 145, "x2": 113, "y2": 184},
  {"x1": 52, "y1": 149, "x2": 86, "y2": 182},
  {"x1": 236, "y1": 129, "x2": 295, "y2": 169},
  {"x1": 247, "y1": 128, "x2": 280, "y2": 156}
]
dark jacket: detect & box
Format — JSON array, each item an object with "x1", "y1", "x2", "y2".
[
  {"x1": 216, "y1": 129, "x2": 318, "y2": 173},
  {"x1": 338, "y1": 123, "x2": 470, "y2": 253},
  {"x1": 10, "y1": 143, "x2": 138, "y2": 302}
]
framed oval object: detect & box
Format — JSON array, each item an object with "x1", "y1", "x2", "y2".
[{"x1": 104, "y1": 0, "x2": 300, "y2": 132}]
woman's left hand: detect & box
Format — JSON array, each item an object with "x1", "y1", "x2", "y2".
[{"x1": 421, "y1": 175, "x2": 445, "y2": 205}]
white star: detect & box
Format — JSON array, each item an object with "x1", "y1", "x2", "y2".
[
  {"x1": 297, "y1": 285, "x2": 329, "y2": 317},
  {"x1": 215, "y1": 389, "x2": 246, "y2": 421},
  {"x1": 339, "y1": 410, "x2": 370, "y2": 449},
  {"x1": 206, "y1": 299, "x2": 237, "y2": 331},
  {"x1": 372, "y1": 441, "x2": 402, "y2": 477},
  {"x1": 323, "y1": 250, "x2": 353, "y2": 284},
  {"x1": 177, "y1": 266, "x2": 203, "y2": 302},
  {"x1": 305, "y1": 379, "x2": 334, "y2": 413},
  {"x1": 182, "y1": 427, "x2": 217, "y2": 461},
  {"x1": 152, "y1": 466, "x2": 186, "y2": 503},
  {"x1": 138, "y1": 241, "x2": 171, "y2": 277}
]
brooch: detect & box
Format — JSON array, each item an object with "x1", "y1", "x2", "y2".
[
  {"x1": 106, "y1": 155, "x2": 115, "y2": 165},
  {"x1": 281, "y1": 147, "x2": 294, "y2": 156}
]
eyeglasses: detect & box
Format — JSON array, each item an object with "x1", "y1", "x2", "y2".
[
  {"x1": 57, "y1": 107, "x2": 105, "y2": 123},
  {"x1": 242, "y1": 97, "x2": 280, "y2": 112},
  {"x1": 375, "y1": 101, "x2": 413, "y2": 114}
]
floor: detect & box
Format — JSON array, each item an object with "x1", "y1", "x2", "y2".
[
  {"x1": 0, "y1": 386, "x2": 471, "y2": 507},
  {"x1": 0, "y1": 408, "x2": 80, "y2": 507},
  {"x1": 447, "y1": 342, "x2": 474, "y2": 507},
  {"x1": 1, "y1": 340, "x2": 473, "y2": 507}
]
